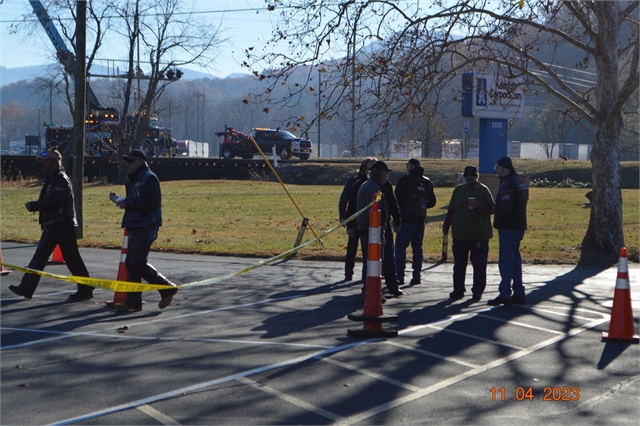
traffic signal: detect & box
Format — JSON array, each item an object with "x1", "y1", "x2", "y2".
[
  {"x1": 176, "y1": 69, "x2": 183, "y2": 79},
  {"x1": 166, "y1": 69, "x2": 175, "y2": 80}
]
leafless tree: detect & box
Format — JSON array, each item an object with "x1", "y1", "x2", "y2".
[{"x1": 246, "y1": 0, "x2": 639, "y2": 263}]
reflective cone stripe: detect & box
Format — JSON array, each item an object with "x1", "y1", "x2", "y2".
[
  {"x1": 602, "y1": 247, "x2": 639, "y2": 343},
  {"x1": 347, "y1": 192, "x2": 398, "y2": 338},
  {"x1": 105, "y1": 230, "x2": 130, "y2": 306}
]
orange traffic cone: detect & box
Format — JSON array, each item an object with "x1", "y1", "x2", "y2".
[
  {"x1": 0, "y1": 241, "x2": 11, "y2": 276},
  {"x1": 348, "y1": 193, "x2": 398, "y2": 338},
  {"x1": 48, "y1": 244, "x2": 65, "y2": 265},
  {"x1": 602, "y1": 247, "x2": 639, "y2": 343},
  {"x1": 105, "y1": 230, "x2": 130, "y2": 307}
]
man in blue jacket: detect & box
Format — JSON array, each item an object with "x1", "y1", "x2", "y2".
[
  {"x1": 115, "y1": 150, "x2": 178, "y2": 312},
  {"x1": 488, "y1": 156, "x2": 529, "y2": 306}
]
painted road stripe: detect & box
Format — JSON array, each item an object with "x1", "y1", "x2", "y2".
[
  {"x1": 137, "y1": 405, "x2": 181, "y2": 425},
  {"x1": 237, "y1": 376, "x2": 343, "y2": 422}
]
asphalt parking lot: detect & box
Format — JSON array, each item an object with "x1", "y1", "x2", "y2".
[{"x1": 1, "y1": 242, "x2": 639, "y2": 425}]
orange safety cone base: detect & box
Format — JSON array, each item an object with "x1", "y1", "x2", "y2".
[{"x1": 601, "y1": 332, "x2": 639, "y2": 343}]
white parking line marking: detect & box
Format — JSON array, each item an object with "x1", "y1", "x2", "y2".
[
  {"x1": 137, "y1": 405, "x2": 181, "y2": 425},
  {"x1": 50, "y1": 340, "x2": 372, "y2": 425},
  {"x1": 475, "y1": 314, "x2": 564, "y2": 334},
  {"x1": 0, "y1": 327, "x2": 331, "y2": 350},
  {"x1": 335, "y1": 316, "x2": 609, "y2": 426},
  {"x1": 384, "y1": 341, "x2": 481, "y2": 368},
  {"x1": 237, "y1": 376, "x2": 343, "y2": 422},
  {"x1": 318, "y1": 356, "x2": 422, "y2": 392},
  {"x1": 426, "y1": 324, "x2": 526, "y2": 350}
]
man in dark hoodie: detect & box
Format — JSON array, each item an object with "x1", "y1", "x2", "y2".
[
  {"x1": 356, "y1": 161, "x2": 403, "y2": 302},
  {"x1": 394, "y1": 159, "x2": 436, "y2": 286},
  {"x1": 339, "y1": 157, "x2": 376, "y2": 282}
]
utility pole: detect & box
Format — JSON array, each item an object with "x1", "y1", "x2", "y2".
[
  {"x1": 72, "y1": 0, "x2": 86, "y2": 239},
  {"x1": 350, "y1": 18, "x2": 356, "y2": 157},
  {"x1": 317, "y1": 68, "x2": 321, "y2": 158}
]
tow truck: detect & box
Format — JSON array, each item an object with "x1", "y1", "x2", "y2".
[
  {"x1": 216, "y1": 126, "x2": 312, "y2": 160},
  {"x1": 30, "y1": 0, "x2": 175, "y2": 158}
]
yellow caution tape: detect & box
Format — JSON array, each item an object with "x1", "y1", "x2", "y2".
[{"x1": 0, "y1": 198, "x2": 378, "y2": 293}]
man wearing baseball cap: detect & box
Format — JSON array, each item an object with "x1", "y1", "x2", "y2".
[
  {"x1": 8, "y1": 148, "x2": 94, "y2": 301},
  {"x1": 489, "y1": 156, "x2": 529, "y2": 306},
  {"x1": 112, "y1": 149, "x2": 178, "y2": 312},
  {"x1": 442, "y1": 165, "x2": 495, "y2": 301},
  {"x1": 355, "y1": 160, "x2": 403, "y2": 301},
  {"x1": 394, "y1": 159, "x2": 436, "y2": 286}
]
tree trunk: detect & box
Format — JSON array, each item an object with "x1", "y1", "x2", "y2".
[{"x1": 580, "y1": 2, "x2": 624, "y2": 265}]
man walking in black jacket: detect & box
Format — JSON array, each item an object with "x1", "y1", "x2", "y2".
[{"x1": 8, "y1": 148, "x2": 94, "y2": 301}]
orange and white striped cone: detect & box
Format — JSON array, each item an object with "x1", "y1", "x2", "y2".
[
  {"x1": 48, "y1": 244, "x2": 65, "y2": 265},
  {"x1": 347, "y1": 193, "x2": 398, "y2": 338},
  {"x1": 105, "y1": 230, "x2": 130, "y2": 307},
  {"x1": 602, "y1": 247, "x2": 639, "y2": 343},
  {"x1": 0, "y1": 241, "x2": 11, "y2": 276}
]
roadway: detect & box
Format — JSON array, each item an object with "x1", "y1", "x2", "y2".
[{"x1": 1, "y1": 242, "x2": 638, "y2": 425}]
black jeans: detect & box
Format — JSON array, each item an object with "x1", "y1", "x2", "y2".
[
  {"x1": 19, "y1": 227, "x2": 93, "y2": 296},
  {"x1": 452, "y1": 239, "x2": 489, "y2": 297},
  {"x1": 124, "y1": 227, "x2": 176, "y2": 305},
  {"x1": 344, "y1": 231, "x2": 359, "y2": 278}
]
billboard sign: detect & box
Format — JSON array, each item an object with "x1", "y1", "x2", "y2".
[{"x1": 461, "y1": 72, "x2": 525, "y2": 119}]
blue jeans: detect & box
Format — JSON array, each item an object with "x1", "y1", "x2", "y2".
[
  {"x1": 452, "y1": 239, "x2": 489, "y2": 297},
  {"x1": 498, "y1": 229, "x2": 525, "y2": 299},
  {"x1": 395, "y1": 222, "x2": 424, "y2": 282}
]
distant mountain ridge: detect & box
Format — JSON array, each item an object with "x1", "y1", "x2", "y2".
[{"x1": 0, "y1": 64, "x2": 247, "y2": 87}]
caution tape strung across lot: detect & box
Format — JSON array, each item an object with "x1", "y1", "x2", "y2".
[{"x1": 1, "y1": 193, "x2": 381, "y2": 293}]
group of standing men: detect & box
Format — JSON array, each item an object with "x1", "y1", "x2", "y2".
[
  {"x1": 8, "y1": 148, "x2": 178, "y2": 313},
  {"x1": 340, "y1": 156, "x2": 529, "y2": 306},
  {"x1": 339, "y1": 157, "x2": 436, "y2": 303}
]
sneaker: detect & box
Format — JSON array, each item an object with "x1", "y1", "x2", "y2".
[
  {"x1": 68, "y1": 291, "x2": 94, "y2": 301},
  {"x1": 115, "y1": 302, "x2": 143, "y2": 312},
  {"x1": 449, "y1": 292, "x2": 464, "y2": 300},
  {"x1": 8, "y1": 285, "x2": 32, "y2": 299},
  {"x1": 387, "y1": 288, "x2": 404, "y2": 298},
  {"x1": 487, "y1": 297, "x2": 512, "y2": 306},
  {"x1": 470, "y1": 294, "x2": 482, "y2": 302},
  {"x1": 410, "y1": 278, "x2": 421, "y2": 285},
  {"x1": 511, "y1": 296, "x2": 526, "y2": 305},
  {"x1": 158, "y1": 288, "x2": 178, "y2": 309}
]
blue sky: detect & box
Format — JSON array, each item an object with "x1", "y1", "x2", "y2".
[{"x1": 0, "y1": 0, "x2": 279, "y2": 79}]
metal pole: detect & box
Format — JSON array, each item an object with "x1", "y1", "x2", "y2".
[
  {"x1": 72, "y1": 0, "x2": 86, "y2": 239},
  {"x1": 351, "y1": 18, "x2": 356, "y2": 157},
  {"x1": 317, "y1": 69, "x2": 321, "y2": 158}
]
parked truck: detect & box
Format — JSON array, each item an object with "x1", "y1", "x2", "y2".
[
  {"x1": 216, "y1": 126, "x2": 312, "y2": 160},
  {"x1": 175, "y1": 140, "x2": 209, "y2": 158}
]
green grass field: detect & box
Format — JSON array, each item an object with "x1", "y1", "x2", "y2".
[{"x1": 1, "y1": 179, "x2": 637, "y2": 264}]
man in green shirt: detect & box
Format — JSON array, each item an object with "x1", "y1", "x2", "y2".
[{"x1": 442, "y1": 166, "x2": 496, "y2": 301}]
